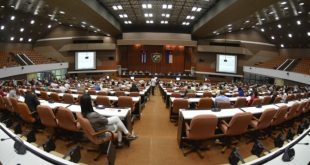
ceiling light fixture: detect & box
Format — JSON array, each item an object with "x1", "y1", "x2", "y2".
[
  {"x1": 271, "y1": 36, "x2": 275, "y2": 40},
  {"x1": 296, "y1": 20, "x2": 301, "y2": 25},
  {"x1": 47, "y1": 24, "x2": 52, "y2": 28},
  {"x1": 28, "y1": 38, "x2": 32, "y2": 42},
  {"x1": 10, "y1": 37, "x2": 14, "y2": 41},
  {"x1": 30, "y1": 20, "x2": 35, "y2": 24},
  {"x1": 288, "y1": 33, "x2": 292, "y2": 38},
  {"x1": 10, "y1": 16, "x2": 15, "y2": 20},
  {"x1": 0, "y1": 25, "x2": 4, "y2": 30},
  {"x1": 260, "y1": 28, "x2": 265, "y2": 32},
  {"x1": 280, "y1": 44, "x2": 284, "y2": 48},
  {"x1": 20, "y1": 28, "x2": 24, "y2": 32},
  {"x1": 277, "y1": 24, "x2": 282, "y2": 28}
]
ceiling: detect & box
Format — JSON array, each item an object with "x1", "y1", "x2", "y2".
[
  {"x1": 0, "y1": 0, "x2": 308, "y2": 48},
  {"x1": 97, "y1": 0, "x2": 220, "y2": 33}
]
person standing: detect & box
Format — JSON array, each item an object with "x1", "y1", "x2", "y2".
[{"x1": 151, "y1": 78, "x2": 156, "y2": 95}]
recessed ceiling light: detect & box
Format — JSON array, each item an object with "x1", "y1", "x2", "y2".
[
  {"x1": 307, "y1": 32, "x2": 310, "y2": 36},
  {"x1": 10, "y1": 37, "x2": 14, "y2": 41},
  {"x1": 280, "y1": 2, "x2": 287, "y2": 5},
  {"x1": 275, "y1": 17, "x2": 279, "y2": 20},
  {"x1": 271, "y1": 36, "x2": 275, "y2": 40},
  {"x1": 298, "y1": 11, "x2": 302, "y2": 14},
  {"x1": 288, "y1": 33, "x2": 292, "y2": 38},
  {"x1": 81, "y1": 25, "x2": 85, "y2": 28},
  {"x1": 28, "y1": 38, "x2": 32, "y2": 42},
  {"x1": 261, "y1": 18, "x2": 266, "y2": 21},
  {"x1": 47, "y1": 24, "x2": 52, "y2": 28},
  {"x1": 117, "y1": 5, "x2": 123, "y2": 10},
  {"x1": 81, "y1": 21, "x2": 87, "y2": 24},
  {"x1": 20, "y1": 28, "x2": 24, "y2": 32},
  {"x1": 299, "y1": 2, "x2": 304, "y2": 6},
  {"x1": 90, "y1": 25, "x2": 94, "y2": 28},
  {"x1": 244, "y1": 20, "x2": 250, "y2": 23},
  {"x1": 163, "y1": 4, "x2": 172, "y2": 9},
  {"x1": 10, "y1": 16, "x2": 15, "y2": 20},
  {"x1": 280, "y1": 44, "x2": 284, "y2": 48},
  {"x1": 162, "y1": 4, "x2": 167, "y2": 9},
  {"x1": 69, "y1": 24, "x2": 73, "y2": 27},
  {"x1": 30, "y1": 20, "x2": 35, "y2": 24},
  {"x1": 112, "y1": 6, "x2": 118, "y2": 10},
  {"x1": 168, "y1": 4, "x2": 172, "y2": 9},
  {"x1": 19, "y1": 38, "x2": 23, "y2": 41},
  {"x1": 0, "y1": 5, "x2": 4, "y2": 8},
  {"x1": 0, "y1": 25, "x2": 4, "y2": 30},
  {"x1": 59, "y1": 11, "x2": 65, "y2": 14},
  {"x1": 192, "y1": 7, "x2": 201, "y2": 12},
  {"x1": 227, "y1": 24, "x2": 232, "y2": 27},
  {"x1": 260, "y1": 28, "x2": 265, "y2": 32},
  {"x1": 142, "y1": 4, "x2": 152, "y2": 9},
  {"x1": 284, "y1": 7, "x2": 289, "y2": 10},
  {"x1": 296, "y1": 20, "x2": 301, "y2": 25},
  {"x1": 240, "y1": 27, "x2": 244, "y2": 30},
  {"x1": 277, "y1": 24, "x2": 282, "y2": 28}
]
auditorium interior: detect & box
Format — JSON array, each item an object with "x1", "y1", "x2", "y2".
[{"x1": 0, "y1": 0, "x2": 309, "y2": 164}]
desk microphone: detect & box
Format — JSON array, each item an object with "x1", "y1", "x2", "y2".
[
  {"x1": 297, "y1": 143, "x2": 309, "y2": 145},
  {"x1": 1, "y1": 137, "x2": 11, "y2": 141}
]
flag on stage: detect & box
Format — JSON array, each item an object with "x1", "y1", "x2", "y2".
[
  {"x1": 141, "y1": 50, "x2": 147, "y2": 63},
  {"x1": 165, "y1": 49, "x2": 173, "y2": 64}
]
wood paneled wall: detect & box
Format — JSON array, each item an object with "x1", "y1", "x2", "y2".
[{"x1": 119, "y1": 45, "x2": 186, "y2": 73}]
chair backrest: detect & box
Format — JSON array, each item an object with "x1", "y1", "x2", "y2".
[
  {"x1": 197, "y1": 98, "x2": 213, "y2": 109},
  {"x1": 50, "y1": 92, "x2": 61, "y2": 102},
  {"x1": 234, "y1": 97, "x2": 247, "y2": 108},
  {"x1": 97, "y1": 91, "x2": 108, "y2": 96},
  {"x1": 262, "y1": 96, "x2": 272, "y2": 105},
  {"x1": 273, "y1": 96, "x2": 282, "y2": 104},
  {"x1": 295, "y1": 102, "x2": 306, "y2": 117},
  {"x1": 217, "y1": 101, "x2": 231, "y2": 109},
  {"x1": 304, "y1": 100, "x2": 310, "y2": 113},
  {"x1": 3, "y1": 96, "x2": 13, "y2": 112},
  {"x1": 88, "y1": 90, "x2": 97, "y2": 95},
  {"x1": 202, "y1": 92, "x2": 212, "y2": 98},
  {"x1": 172, "y1": 99, "x2": 189, "y2": 113},
  {"x1": 0, "y1": 96, "x2": 6, "y2": 110},
  {"x1": 171, "y1": 92, "x2": 181, "y2": 98},
  {"x1": 271, "y1": 105, "x2": 288, "y2": 126},
  {"x1": 255, "y1": 108, "x2": 277, "y2": 130},
  {"x1": 17, "y1": 102, "x2": 36, "y2": 123},
  {"x1": 63, "y1": 94, "x2": 75, "y2": 104},
  {"x1": 37, "y1": 105, "x2": 58, "y2": 128},
  {"x1": 251, "y1": 98, "x2": 262, "y2": 107},
  {"x1": 226, "y1": 112, "x2": 252, "y2": 136},
  {"x1": 9, "y1": 97, "x2": 19, "y2": 113},
  {"x1": 186, "y1": 93, "x2": 196, "y2": 98},
  {"x1": 115, "y1": 91, "x2": 125, "y2": 97},
  {"x1": 118, "y1": 96, "x2": 134, "y2": 111},
  {"x1": 76, "y1": 113, "x2": 112, "y2": 145},
  {"x1": 40, "y1": 91, "x2": 49, "y2": 100},
  {"x1": 187, "y1": 114, "x2": 218, "y2": 140},
  {"x1": 285, "y1": 103, "x2": 299, "y2": 121},
  {"x1": 129, "y1": 92, "x2": 140, "y2": 97},
  {"x1": 19, "y1": 89, "x2": 25, "y2": 96},
  {"x1": 95, "y1": 96, "x2": 111, "y2": 107},
  {"x1": 55, "y1": 107, "x2": 79, "y2": 132}
]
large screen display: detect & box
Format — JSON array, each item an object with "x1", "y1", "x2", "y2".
[
  {"x1": 75, "y1": 52, "x2": 96, "y2": 70},
  {"x1": 216, "y1": 54, "x2": 237, "y2": 74}
]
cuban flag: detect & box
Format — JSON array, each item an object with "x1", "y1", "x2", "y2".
[
  {"x1": 141, "y1": 50, "x2": 147, "y2": 63},
  {"x1": 165, "y1": 49, "x2": 173, "y2": 64}
]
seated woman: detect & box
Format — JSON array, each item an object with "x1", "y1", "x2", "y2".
[{"x1": 80, "y1": 94, "x2": 137, "y2": 147}]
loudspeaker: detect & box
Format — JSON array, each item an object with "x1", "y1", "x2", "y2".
[
  {"x1": 282, "y1": 147, "x2": 295, "y2": 162},
  {"x1": 14, "y1": 138, "x2": 26, "y2": 155}
]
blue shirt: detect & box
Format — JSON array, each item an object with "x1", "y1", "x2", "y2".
[{"x1": 214, "y1": 95, "x2": 230, "y2": 105}]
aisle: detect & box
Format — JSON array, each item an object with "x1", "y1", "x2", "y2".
[
  {"x1": 116, "y1": 87, "x2": 180, "y2": 164},
  {"x1": 115, "y1": 87, "x2": 225, "y2": 165}
]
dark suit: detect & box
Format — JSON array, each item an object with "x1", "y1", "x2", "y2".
[{"x1": 25, "y1": 91, "x2": 40, "y2": 112}]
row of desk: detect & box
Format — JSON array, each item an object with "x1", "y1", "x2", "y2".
[
  {"x1": 21, "y1": 88, "x2": 147, "y2": 119},
  {"x1": 177, "y1": 98, "x2": 309, "y2": 147}
]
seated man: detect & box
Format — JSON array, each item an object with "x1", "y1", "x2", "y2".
[{"x1": 214, "y1": 90, "x2": 230, "y2": 107}]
